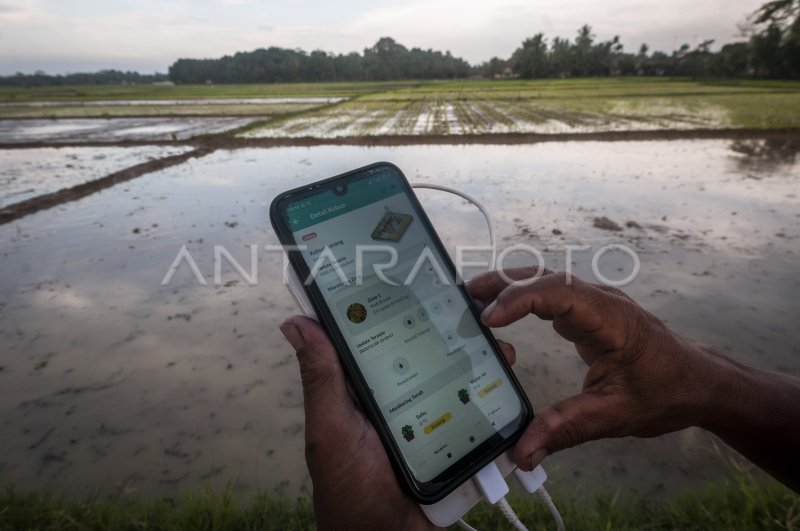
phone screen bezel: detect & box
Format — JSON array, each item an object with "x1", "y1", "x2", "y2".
[{"x1": 269, "y1": 161, "x2": 533, "y2": 503}]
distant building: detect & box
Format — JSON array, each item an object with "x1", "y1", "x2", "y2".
[{"x1": 494, "y1": 66, "x2": 514, "y2": 79}]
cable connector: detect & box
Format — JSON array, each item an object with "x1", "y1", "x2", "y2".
[
  {"x1": 473, "y1": 462, "x2": 509, "y2": 504},
  {"x1": 514, "y1": 466, "x2": 564, "y2": 531},
  {"x1": 513, "y1": 465, "x2": 548, "y2": 493}
]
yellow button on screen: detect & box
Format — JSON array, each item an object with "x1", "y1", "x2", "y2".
[
  {"x1": 423, "y1": 411, "x2": 453, "y2": 435},
  {"x1": 477, "y1": 378, "x2": 502, "y2": 398}
]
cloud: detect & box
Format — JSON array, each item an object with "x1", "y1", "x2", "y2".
[
  {"x1": 0, "y1": 0, "x2": 53, "y2": 24},
  {"x1": 0, "y1": 0, "x2": 768, "y2": 74},
  {"x1": 340, "y1": 0, "x2": 764, "y2": 61}
]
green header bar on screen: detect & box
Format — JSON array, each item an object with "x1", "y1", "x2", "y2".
[{"x1": 285, "y1": 172, "x2": 403, "y2": 231}]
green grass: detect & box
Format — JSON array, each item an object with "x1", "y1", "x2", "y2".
[
  {"x1": 471, "y1": 476, "x2": 800, "y2": 531},
  {"x1": 4, "y1": 77, "x2": 798, "y2": 104},
  {"x1": 0, "y1": 81, "x2": 432, "y2": 102},
  {"x1": 357, "y1": 77, "x2": 800, "y2": 101},
  {"x1": 1, "y1": 474, "x2": 797, "y2": 530},
  {"x1": 0, "y1": 487, "x2": 315, "y2": 531}
]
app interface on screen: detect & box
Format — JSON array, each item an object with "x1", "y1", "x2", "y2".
[{"x1": 285, "y1": 169, "x2": 523, "y2": 482}]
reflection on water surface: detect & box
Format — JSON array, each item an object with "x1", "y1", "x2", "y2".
[{"x1": 0, "y1": 140, "x2": 798, "y2": 499}]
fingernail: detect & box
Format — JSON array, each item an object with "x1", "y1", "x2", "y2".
[
  {"x1": 529, "y1": 448, "x2": 547, "y2": 469},
  {"x1": 481, "y1": 301, "x2": 497, "y2": 324},
  {"x1": 280, "y1": 322, "x2": 305, "y2": 350}
]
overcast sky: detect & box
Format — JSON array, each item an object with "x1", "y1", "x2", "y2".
[{"x1": 0, "y1": 0, "x2": 765, "y2": 75}]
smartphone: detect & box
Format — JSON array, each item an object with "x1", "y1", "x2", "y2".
[{"x1": 270, "y1": 162, "x2": 533, "y2": 503}]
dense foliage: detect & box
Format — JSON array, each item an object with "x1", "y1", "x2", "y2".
[
  {"x1": 168, "y1": 37, "x2": 471, "y2": 84},
  {"x1": 484, "y1": 26, "x2": 749, "y2": 80},
  {"x1": 487, "y1": 1, "x2": 799, "y2": 79},
  {"x1": 492, "y1": 12, "x2": 799, "y2": 80},
  {"x1": 748, "y1": 0, "x2": 800, "y2": 77}
]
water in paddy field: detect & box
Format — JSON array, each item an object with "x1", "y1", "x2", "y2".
[
  {"x1": 0, "y1": 117, "x2": 262, "y2": 143},
  {"x1": 0, "y1": 140, "x2": 798, "y2": 500},
  {"x1": 0, "y1": 146, "x2": 193, "y2": 208}
]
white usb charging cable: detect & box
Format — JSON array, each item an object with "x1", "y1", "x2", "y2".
[
  {"x1": 410, "y1": 183, "x2": 497, "y2": 270},
  {"x1": 456, "y1": 461, "x2": 564, "y2": 531},
  {"x1": 410, "y1": 183, "x2": 564, "y2": 531},
  {"x1": 535, "y1": 484, "x2": 566, "y2": 531}
]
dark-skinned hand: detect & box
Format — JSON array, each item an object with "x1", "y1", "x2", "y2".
[
  {"x1": 467, "y1": 267, "x2": 800, "y2": 489},
  {"x1": 280, "y1": 316, "x2": 517, "y2": 531},
  {"x1": 280, "y1": 268, "x2": 800, "y2": 531}
]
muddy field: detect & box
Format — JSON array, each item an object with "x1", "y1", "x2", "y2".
[{"x1": 0, "y1": 138, "x2": 798, "y2": 501}]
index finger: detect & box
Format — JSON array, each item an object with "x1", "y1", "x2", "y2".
[
  {"x1": 481, "y1": 273, "x2": 641, "y2": 354},
  {"x1": 466, "y1": 266, "x2": 553, "y2": 306}
]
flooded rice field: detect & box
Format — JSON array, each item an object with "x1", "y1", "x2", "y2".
[
  {"x1": 0, "y1": 98, "x2": 340, "y2": 120},
  {"x1": 242, "y1": 97, "x2": 733, "y2": 138},
  {"x1": 0, "y1": 117, "x2": 265, "y2": 143},
  {"x1": 0, "y1": 139, "x2": 798, "y2": 501},
  {"x1": 0, "y1": 146, "x2": 192, "y2": 208}
]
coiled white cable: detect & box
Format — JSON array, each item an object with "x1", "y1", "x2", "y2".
[
  {"x1": 496, "y1": 497, "x2": 529, "y2": 531},
  {"x1": 457, "y1": 490, "x2": 564, "y2": 531},
  {"x1": 410, "y1": 182, "x2": 497, "y2": 270},
  {"x1": 458, "y1": 489, "x2": 565, "y2": 531},
  {"x1": 536, "y1": 486, "x2": 566, "y2": 531}
]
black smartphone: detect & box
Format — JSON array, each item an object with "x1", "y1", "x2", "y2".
[{"x1": 270, "y1": 162, "x2": 533, "y2": 503}]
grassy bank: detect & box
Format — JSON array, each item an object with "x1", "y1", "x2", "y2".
[
  {"x1": 2, "y1": 78, "x2": 798, "y2": 103},
  {"x1": 1, "y1": 474, "x2": 797, "y2": 530}
]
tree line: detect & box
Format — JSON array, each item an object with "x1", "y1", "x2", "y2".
[
  {"x1": 486, "y1": 27, "x2": 746, "y2": 79},
  {"x1": 0, "y1": 69, "x2": 168, "y2": 87},
  {"x1": 487, "y1": 0, "x2": 798, "y2": 80},
  {"x1": 1, "y1": 0, "x2": 797, "y2": 86},
  {"x1": 167, "y1": 37, "x2": 471, "y2": 83}
]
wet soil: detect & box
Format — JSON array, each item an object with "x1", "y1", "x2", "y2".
[{"x1": 0, "y1": 147, "x2": 211, "y2": 224}]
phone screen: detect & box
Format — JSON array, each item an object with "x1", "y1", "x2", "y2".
[{"x1": 278, "y1": 164, "x2": 527, "y2": 485}]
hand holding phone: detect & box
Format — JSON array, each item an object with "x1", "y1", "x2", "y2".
[
  {"x1": 280, "y1": 314, "x2": 519, "y2": 530},
  {"x1": 280, "y1": 316, "x2": 438, "y2": 530},
  {"x1": 271, "y1": 162, "x2": 532, "y2": 503}
]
